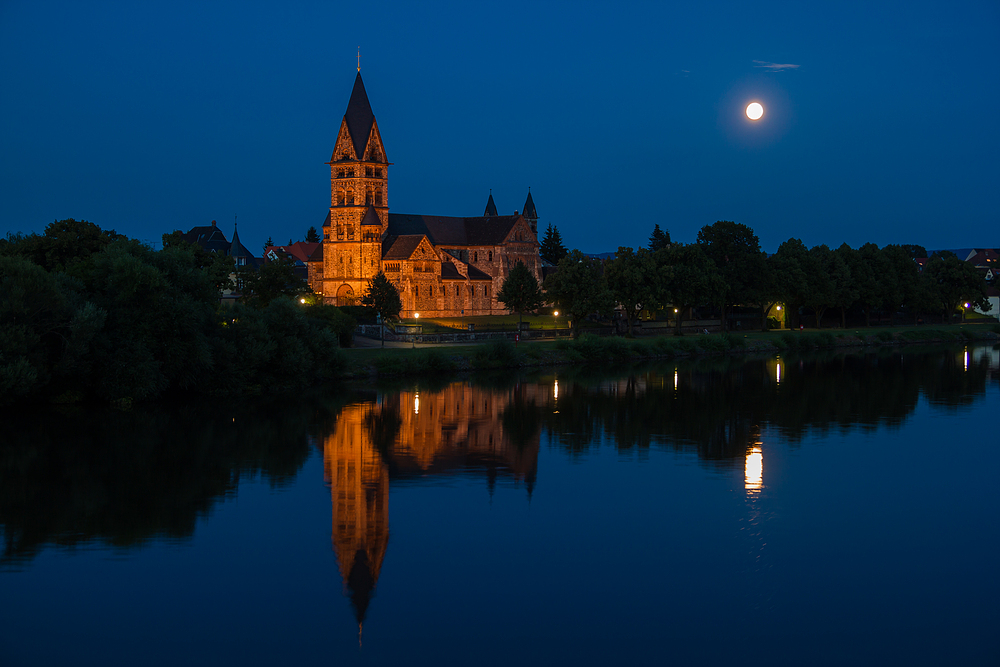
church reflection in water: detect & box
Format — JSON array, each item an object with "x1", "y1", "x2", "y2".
[{"x1": 321, "y1": 382, "x2": 541, "y2": 631}]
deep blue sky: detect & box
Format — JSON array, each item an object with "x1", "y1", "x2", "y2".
[{"x1": 1, "y1": 1, "x2": 997, "y2": 254}]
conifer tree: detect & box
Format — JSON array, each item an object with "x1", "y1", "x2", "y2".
[
  {"x1": 648, "y1": 224, "x2": 671, "y2": 251},
  {"x1": 305, "y1": 226, "x2": 320, "y2": 243},
  {"x1": 497, "y1": 261, "x2": 543, "y2": 332},
  {"x1": 540, "y1": 223, "x2": 568, "y2": 264}
]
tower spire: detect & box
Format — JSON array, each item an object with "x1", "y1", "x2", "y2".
[{"x1": 357, "y1": 47, "x2": 360, "y2": 72}]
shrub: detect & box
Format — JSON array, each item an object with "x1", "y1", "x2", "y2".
[
  {"x1": 474, "y1": 338, "x2": 520, "y2": 368},
  {"x1": 815, "y1": 332, "x2": 836, "y2": 348},
  {"x1": 876, "y1": 330, "x2": 894, "y2": 342},
  {"x1": 419, "y1": 349, "x2": 457, "y2": 373}
]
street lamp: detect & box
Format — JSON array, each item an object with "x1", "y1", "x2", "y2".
[
  {"x1": 553, "y1": 310, "x2": 559, "y2": 331},
  {"x1": 413, "y1": 313, "x2": 419, "y2": 348},
  {"x1": 300, "y1": 298, "x2": 306, "y2": 304}
]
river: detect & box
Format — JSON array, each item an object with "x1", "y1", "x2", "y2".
[{"x1": 2, "y1": 344, "x2": 998, "y2": 665}]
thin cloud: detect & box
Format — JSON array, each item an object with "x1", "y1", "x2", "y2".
[{"x1": 753, "y1": 60, "x2": 800, "y2": 71}]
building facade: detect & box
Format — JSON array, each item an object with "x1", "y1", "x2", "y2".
[{"x1": 307, "y1": 71, "x2": 542, "y2": 317}]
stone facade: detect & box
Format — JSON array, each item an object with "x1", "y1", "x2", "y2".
[{"x1": 308, "y1": 71, "x2": 542, "y2": 318}]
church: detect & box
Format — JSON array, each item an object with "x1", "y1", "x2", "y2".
[{"x1": 307, "y1": 70, "x2": 542, "y2": 318}]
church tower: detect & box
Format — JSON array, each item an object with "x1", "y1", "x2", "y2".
[{"x1": 323, "y1": 71, "x2": 389, "y2": 305}]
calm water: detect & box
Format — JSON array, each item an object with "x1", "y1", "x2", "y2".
[{"x1": 2, "y1": 345, "x2": 999, "y2": 666}]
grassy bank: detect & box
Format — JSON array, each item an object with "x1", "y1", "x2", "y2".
[{"x1": 340, "y1": 324, "x2": 1000, "y2": 379}]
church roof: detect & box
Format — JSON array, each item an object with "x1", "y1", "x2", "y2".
[
  {"x1": 522, "y1": 190, "x2": 537, "y2": 219},
  {"x1": 382, "y1": 234, "x2": 427, "y2": 260},
  {"x1": 344, "y1": 72, "x2": 375, "y2": 160},
  {"x1": 361, "y1": 206, "x2": 382, "y2": 226},
  {"x1": 441, "y1": 262, "x2": 463, "y2": 279},
  {"x1": 484, "y1": 193, "x2": 498, "y2": 217},
  {"x1": 387, "y1": 213, "x2": 530, "y2": 247},
  {"x1": 467, "y1": 265, "x2": 492, "y2": 281}
]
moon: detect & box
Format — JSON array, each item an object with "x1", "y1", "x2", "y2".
[{"x1": 746, "y1": 102, "x2": 763, "y2": 120}]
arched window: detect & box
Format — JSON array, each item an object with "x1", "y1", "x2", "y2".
[
  {"x1": 347, "y1": 190, "x2": 354, "y2": 205},
  {"x1": 338, "y1": 189, "x2": 345, "y2": 205},
  {"x1": 488, "y1": 251, "x2": 493, "y2": 261}
]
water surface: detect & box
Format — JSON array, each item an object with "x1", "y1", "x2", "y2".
[{"x1": 2, "y1": 345, "x2": 998, "y2": 665}]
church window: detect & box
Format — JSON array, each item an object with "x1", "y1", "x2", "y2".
[
  {"x1": 337, "y1": 169, "x2": 345, "y2": 179},
  {"x1": 338, "y1": 189, "x2": 345, "y2": 205},
  {"x1": 366, "y1": 190, "x2": 373, "y2": 205},
  {"x1": 485, "y1": 286, "x2": 490, "y2": 297},
  {"x1": 456, "y1": 285, "x2": 460, "y2": 296},
  {"x1": 415, "y1": 285, "x2": 419, "y2": 296},
  {"x1": 374, "y1": 167, "x2": 382, "y2": 178},
  {"x1": 339, "y1": 255, "x2": 343, "y2": 264},
  {"x1": 365, "y1": 166, "x2": 373, "y2": 178},
  {"x1": 346, "y1": 168, "x2": 355, "y2": 178},
  {"x1": 347, "y1": 190, "x2": 354, "y2": 205},
  {"x1": 488, "y1": 251, "x2": 492, "y2": 261},
  {"x1": 474, "y1": 252, "x2": 478, "y2": 263},
  {"x1": 375, "y1": 191, "x2": 382, "y2": 206}
]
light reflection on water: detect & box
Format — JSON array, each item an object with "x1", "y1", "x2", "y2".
[{"x1": 2, "y1": 343, "x2": 999, "y2": 665}]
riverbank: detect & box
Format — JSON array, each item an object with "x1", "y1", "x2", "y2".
[{"x1": 339, "y1": 323, "x2": 1000, "y2": 379}]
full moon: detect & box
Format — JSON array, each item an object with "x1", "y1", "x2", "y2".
[{"x1": 746, "y1": 102, "x2": 763, "y2": 120}]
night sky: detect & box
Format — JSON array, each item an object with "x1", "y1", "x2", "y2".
[{"x1": 2, "y1": 1, "x2": 997, "y2": 254}]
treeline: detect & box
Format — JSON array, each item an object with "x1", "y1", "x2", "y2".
[
  {"x1": 0, "y1": 219, "x2": 354, "y2": 406},
  {"x1": 543, "y1": 221, "x2": 992, "y2": 336}
]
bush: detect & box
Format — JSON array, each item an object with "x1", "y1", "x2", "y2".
[
  {"x1": 766, "y1": 316, "x2": 781, "y2": 331},
  {"x1": 815, "y1": 332, "x2": 836, "y2": 348},
  {"x1": 418, "y1": 348, "x2": 457, "y2": 373},
  {"x1": 473, "y1": 338, "x2": 520, "y2": 368},
  {"x1": 876, "y1": 330, "x2": 894, "y2": 342}
]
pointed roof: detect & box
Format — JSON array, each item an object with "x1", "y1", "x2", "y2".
[
  {"x1": 387, "y1": 213, "x2": 534, "y2": 247},
  {"x1": 360, "y1": 206, "x2": 382, "y2": 226},
  {"x1": 484, "y1": 192, "x2": 498, "y2": 217},
  {"x1": 344, "y1": 72, "x2": 375, "y2": 160},
  {"x1": 522, "y1": 190, "x2": 537, "y2": 220}
]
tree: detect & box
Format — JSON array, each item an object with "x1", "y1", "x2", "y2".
[
  {"x1": 263, "y1": 237, "x2": 275, "y2": 253},
  {"x1": 831, "y1": 244, "x2": 859, "y2": 328},
  {"x1": 305, "y1": 226, "x2": 320, "y2": 243},
  {"x1": 924, "y1": 255, "x2": 989, "y2": 323},
  {"x1": 853, "y1": 243, "x2": 882, "y2": 326},
  {"x1": 771, "y1": 238, "x2": 811, "y2": 328},
  {"x1": 361, "y1": 271, "x2": 403, "y2": 325},
  {"x1": 696, "y1": 221, "x2": 764, "y2": 331},
  {"x1": 880, "y1": 244, "x2": 920, "y2": 325},
  {"x1": 648, "y1": 224, "x2": 670, "y2": 251},
  {"x1": 239, "y1": 255, "x2": 308, "y2": 307},
  {"x1": 901, "y1": 244, "x2": 928, "y2": 260},
  {"x1": 803, "y1": 244, "x2": 836, "y2": 328},
  {"x1": 497, "y1": 261, "x2": 543, "y2": 332},
  {"x1": 542, "y1": 250, "x2": 614, "y2": 338},
  {"x1": 2, "y1": 218, "x2": 122, "y2": 272},
  {"x1": 655, "y1": 244, "x2": 725, "y2": 335},
  {"x1": 161, "y1": 230, "x2": 235, "y2": 293},
  {"x1": 605, "y1": 246, "x2": 658, "y2": 336},
  {"x1": 539, "y1": 223, "x2": 568, "y2": 265}
]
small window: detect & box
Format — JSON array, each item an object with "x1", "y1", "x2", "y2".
[
  {"x1": 488, "y1": 251, "x2": 493, "y2": 261},
  {"x1": 415, "y1": 285, "x2": 419, "y2": 296},
  {"x1": 474, "y1": 252, "x2": 478, "y2": 263}
]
